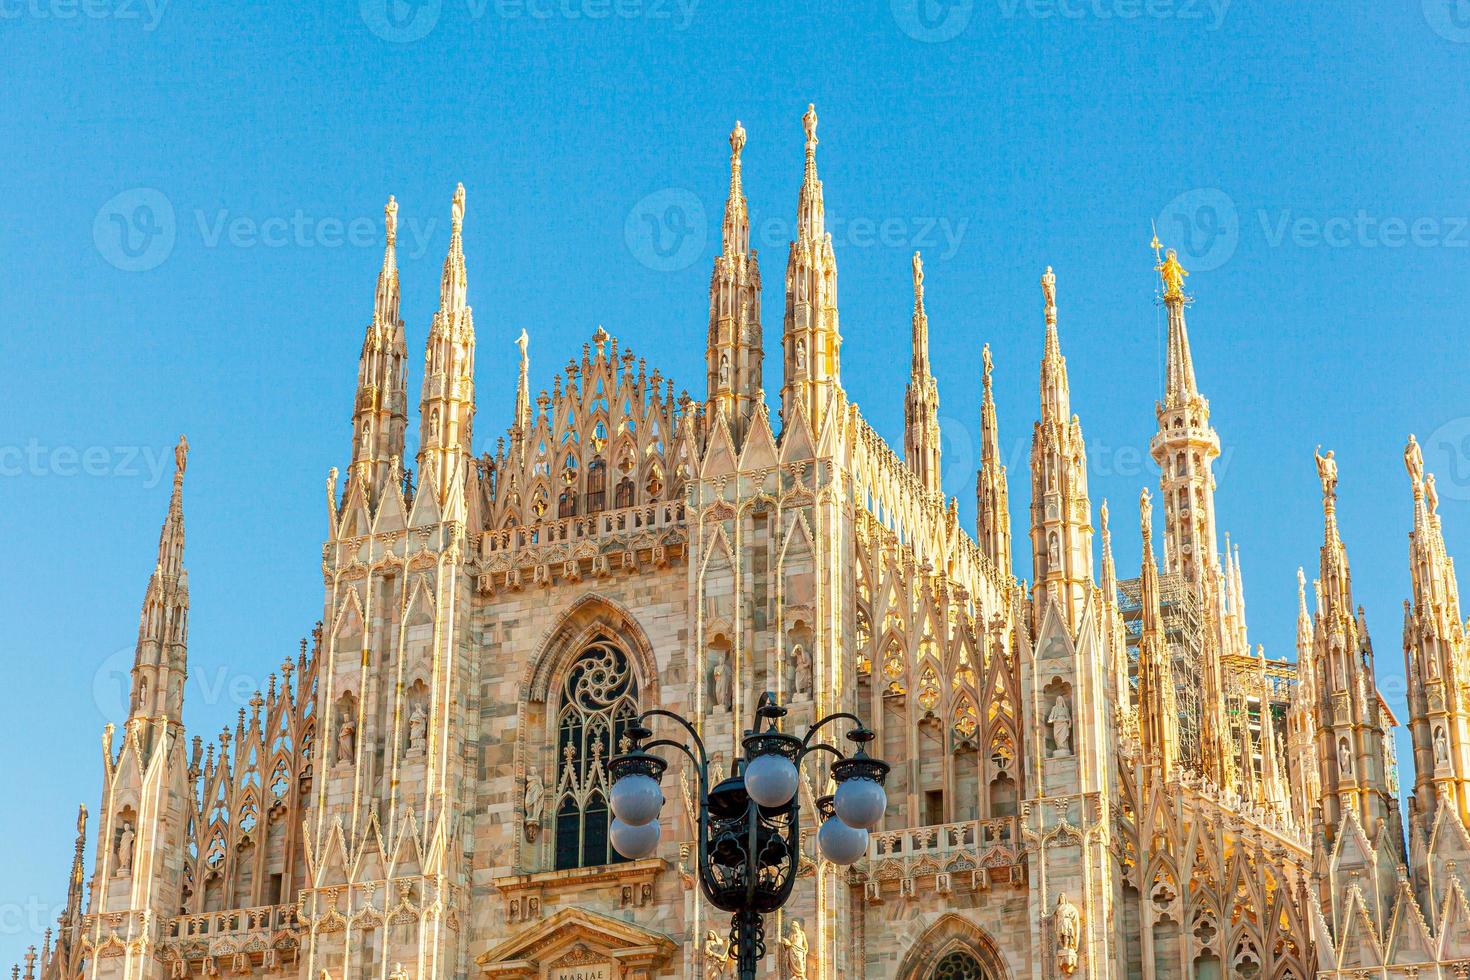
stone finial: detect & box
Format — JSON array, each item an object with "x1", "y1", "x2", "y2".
[{"x1": 451, "y1": 182, "x2": 466, "y2": 233}]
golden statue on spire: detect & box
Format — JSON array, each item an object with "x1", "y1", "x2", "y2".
[
  {"x1": 1151, "y1": 231, "x2": 1189, "y2": 302},
  {"x1": 730, "y1": 120, "x2": 746, "y2": 160}
]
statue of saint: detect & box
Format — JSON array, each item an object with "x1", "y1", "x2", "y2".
[
  {"x1": 1436, "y1": 726, "x2": 1450, "y2": 765},
  {"x1": 792, "y1": 644, "x2": 813, "y2": 698},
  {"x1": 1405, "y1": 434, "x2": 1424, "y2": 485},
  {"x1": 1315, "y1": 446, "x2": 1338, "y2": 500},
  {"x1": 337, "y1": 717, "x2": 356, "y2": 765},
  {"x1": 719, "y1": 354, "x2": 730, "y2": 389},
  {"x1": 524, "y1": 765, "x2": 545, "y2": 841},
  {"x1": 712, "y1": 653, "x2": 732, "y2": 711},
  {"x1": 779, "y1": 918, "x2": 809, "y2": 980},
  {"x1": 406, "y1": 702, "x2": 427, "y2": 756},
  {"x1": 1338, "y1": 738, "x2": 1353, "y2": 776},
  {"x1": 703, "y1": 930, "x2": 733, "y2": 979},
  {"x1": 116, "y1": 822, "x2": 135, "y2": 876},
  {"x1": 1048, "y1": 695, "x2": 1073, "y2": 757},
  {"x1": 1054, "y1": 892, "x2": 1081, "y2": 974},
  {"x1": 795, "y1": 338, "x2": 807, "y2": 374}
]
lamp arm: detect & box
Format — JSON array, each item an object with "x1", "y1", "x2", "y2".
[
  {"x1": 801, "y1": 711, "x2": 865, "y2": 749},
  {"x1": 640, "y1": 708, "x2": 711, "y2": 771},
  {"x1": 796, "y1": 742, "x2": 844, "y2": 766}
]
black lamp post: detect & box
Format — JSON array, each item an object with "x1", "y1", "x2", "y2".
[{"x1": 607, "y1": 692, "x2": 890, "y2": 980}]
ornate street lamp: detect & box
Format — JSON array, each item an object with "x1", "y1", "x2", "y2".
[{"x1": 607, "y1": 692, "x2": 890, "y2": 980}]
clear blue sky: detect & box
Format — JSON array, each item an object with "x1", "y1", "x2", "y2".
[{"x1": 3, "y1": 0, "x2": 1468, "y2": 961}]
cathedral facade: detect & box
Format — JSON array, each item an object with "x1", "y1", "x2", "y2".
[{"x1": 19, "y1": 108, "x2": 1470, "y2": 980}]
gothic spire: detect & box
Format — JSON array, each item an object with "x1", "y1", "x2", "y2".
[
  {"x1": 419, "y1": 184, "x2": 477, "y2": 503},
  {"x1": 440, "y1": 182, "x2": 468, "y2": 312},
  {"x1": 1401, "y1": 433, "x2": 1470, "y2": 829},
  {"x1": 1151, "y1": 234, "x2": 1198, "y2": 403},
  {"x1": 976, "y1": 343, "x2": 1012, "y2": 581},
  {"x1": 376, "y1": 195, "x2": 400, "y2": 325},
  {"x1": 707, "y1": 120, "x2": 763, "y2": 437},
  {"x1": 513, "y1": 329, "x2": 532, "y2": 439},
  {"x1": 781, "y1": 104, "x2": 841, "y2": 432},
  {"x1": 1029, "y1": 266, "x2": 1094, "y2": 632},
  {"x1": 130, "y1": 436, "x2": 191, "y2": 740},
  {"x1": 1309, "y1": 447, "x2": 1402, "y2": 850},
  {"x1": 1138, "y1": 488, "x2": 1178, "y2": 779},
  {"x1": 1038, "y1": 266, "x2": 1068, "y2": 424},
  {"x1": 1147, "y1": 237, "x2": 1221, "y2": 587},
  {"x1": 350, "y1": 196, "x2": 409, "y2": 492},
  {"x1": 904, "y1": 251, "x2": 942, "y2": 495}
]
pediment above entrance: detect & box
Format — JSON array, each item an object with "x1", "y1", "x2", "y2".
[{"x1": 475, "y1": 905, "x2": 676, "y2": 980}]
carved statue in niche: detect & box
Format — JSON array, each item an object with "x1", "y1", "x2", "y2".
[
  {"x1": 778, "y1": 918, "x2": 808, "y2": 980},
  {"x1": 406, "y1": 702, "x2": 427, "y2": 757},
  {"x1": 1048, "y1": 531, "x2": 1060, "y2": 569},
  {"x1": 337, "y1": 716, "x2": 356, "y2": 765},
  {"x1": 1339, "y1": 738, "x2": 1353, "y2": 776},
  {"x1": 719, "y1": 353, "x2": 730, "y2": 389},
  {"x1": 1435, "y1": 726, "x2": 1450, "y2": 765},
  {"x1": 1048, "y1": 694, "x2": 1073, "y2": 757},
  {"x1": 703, "y1": 930, "x2": 733, "y2": 979},
  {"x1": 134, "y1": 676, "x2": 148, "y2": 713},
  {"x1": 1054, "y1": 892, "x2": 1080, "y2": 974},
  {"x1": 711, "y1": 651, "x2": 732, "y2": 711},
  {"x1": 792, "y1": 644, "x2": 813, "y2": 699},
  {"x1": 794, "y1": 338, "x2": 807, "y2": 374},
  {"x1": 524, "y1": 765, "x2": 545, "y2": 841},
  {"x1": 115, "y1": 822, "x2": 135, "y2": 876}
]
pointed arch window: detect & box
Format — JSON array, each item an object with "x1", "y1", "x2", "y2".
[
  {"x1": 932, "y1": 951, "x2": 989, "y2": 979},
  {"x1": 554, "y1": 636, "x2": 641, "y2": 870}
]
